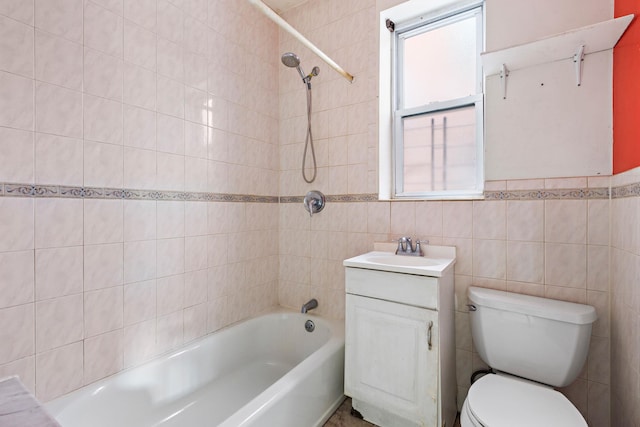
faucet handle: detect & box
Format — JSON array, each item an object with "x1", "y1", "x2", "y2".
[{"x1": 414, "y1": 240, "x2": 424, "y2": 256}]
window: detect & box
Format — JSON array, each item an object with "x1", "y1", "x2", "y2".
[{"x1": 379, "y1": 1, "x2": 484, "y2": 199}]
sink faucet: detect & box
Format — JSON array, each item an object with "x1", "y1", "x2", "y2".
[
  {"x1": 395, "y1": 237, "x2": 426, "y2": 257},
  {"x1": 301, "y1": 298, "x2": 318, "y2": 313}
]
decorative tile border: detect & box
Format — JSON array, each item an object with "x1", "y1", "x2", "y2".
[
  {"x1": 484, "y1": 187, "x2": 610, "y2": 200},
  {"x1": 611, "y1": 182, "x2": 640, "y2": 199},
  {"x1": 0, "y1": 183, "x2": 279, "y2": 203},
  {"x1": 2, "y1": 181, "x2": 639, "y2": 203}
]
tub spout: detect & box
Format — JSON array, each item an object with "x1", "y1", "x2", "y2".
[{"x1": 301, "y1": 298, "x2": 318, "y2": 313}]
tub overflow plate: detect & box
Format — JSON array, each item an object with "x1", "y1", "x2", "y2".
[{"x1": 305, "y1": 319, "x2": 315, "y2": 332}]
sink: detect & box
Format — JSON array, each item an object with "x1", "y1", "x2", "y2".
[
  {"x1": 343, "y1": 251, "x2": 455, "y2": 277},
  {"x1": 365, "y1": 254, "x2": 444, "y2": 267}
]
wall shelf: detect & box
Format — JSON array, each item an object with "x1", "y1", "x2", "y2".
[{"x1": 481, "y1": 14, "x2": 634, "y2": 77}]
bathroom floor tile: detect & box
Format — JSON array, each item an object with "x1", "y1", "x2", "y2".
[{"x1": 323, "y1": 398, "x2": 461, "y2": 427}]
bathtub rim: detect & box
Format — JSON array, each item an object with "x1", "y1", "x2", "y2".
[{"x1": 45, "y1": 306, "x2": 345, "y2": 424}]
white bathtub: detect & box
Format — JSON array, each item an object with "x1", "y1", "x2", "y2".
[{"x1": 46, "y1": 310, "x2": 345, "y2": 427}]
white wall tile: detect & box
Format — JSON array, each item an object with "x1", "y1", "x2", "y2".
[
  {"x1": 185, "y1": 156, "x2": 208, "y2": 192},
  {"x1": 185, "y1": 202, "x2": 207, "y2": 236},
  {"x1": 35, "y1": 82, "x2": 82, "y2": 138},
  {"x1": 123, "y1": 62, "x2": 156, "y2": 109},
  {"x1": 123, "y1": 279, "x2": 156, "y2": 325},
  {"x1": 183, "y1": 303, "x2": 207, "y2": 342},
  {"x1": 156, "y1": 75, "x2": 184, "y2": 118},
  {"x1": 123, "y1": 0, "x2": 156, "y2": 32},
  {"x1": 84, "y1": 243, "x2": 123, "y2": 291},
  {"x1": 443, "y1": 201, "x2": 473, "y2": 238},
  {"x1": 546, "y1": 200, "x2": 587, "y2": 244},
  {"x1": 35, "y1": 0, "x2": 83, "y2": 43},
  {"x1": 83, "y1": 330, "x2": 123, "y2": 384},
  {"x1": 84, "y1": 47, "x2": 124, "y2": 101},
  {"x1": 124, "y1": 200, "x2": 156, "y2": 241},
  {"x1": 123, "y1": 319, "x2": 156, "y2": 367},
  {"x1": 157, "y1": 152, "x2": 185, "y2": 191},
  {"x1": 506, "y1": 241, "x2": 544, "y2": 283},
  {"x1": 157, "y1": 274, "x2": 184, "y2": 316},
  {"x1": 35, "y1": 133, "x2": 83, "y2": 186},
  {"x1": 157, "y1": 238, "x2": 184, "y2": 278},
  {"x1": 0, "y1": 198, "x2": 33, "y2": 252},
  {"x1": 507, "y1": 200, "x2": 544, "y2": 242},
  {"x1": 156, "y1": 310, "x2": 183, "y2": 353},
  {"x1": 0, "y1": 15, "x2": 33, "y2": 78},
  {"x1": 185, "y1": 236, "x2": 207, "y2": 272},
  {"x1": 545, "y1": 242, "x2": 587, "y2": 288},
  {"x1": 0, "y1": 304, "x2": 34, "y2": 365},
  {"x1": 0, "y1": 251, "x2": 34, "y2": 309},
  {"x1": 123, "y1": 147, "x2": 156, "y2": 190},
  {"x1": 124, "y1": 21, "x2": 156, "y2": 70},
  {"x1": 0, "y1": 71, "x2": 34, "y2": 131},
  {"x1": 0, "y1": 127, "x2": 34, "y2": 183},
  {"x1": 157, "y1": 37, "x2": 183, "y2": 81},
  {"x1": 588, "y1": 200, "x2": 610, "y2": 246},
  {"x1": 184, "y1": 269, "x2": 207, "y2": 307},
  {"x1": 35, "y1": 198, "x2": 83, "y2": 249},
  {"x1": 0, "y1": 356, "x2": 35, "y2": 395},
  {"x1": 83, "y1": 95, "x2": 123, "y2": 144},
  {"x1": 185, "y1": 87, "x2": 207, "y2": 125},
  {"x1": 84, "y1": 199, "x2": 123, "y2": 245},
  {"x1": 156, "y1": 113, "x2": 184, "y2": 154},
  {"x1": 84, "y1": 1, "x2": 123, "y2": 57},
  {"x1": 35, "y1": 341, "x2": 83, "y2": 402},
  {"x1": 157, "y1": 0, "x2": 183, "y2": 44},
  {"x1": 184, "y1": 52, "x2": 207, "y2": 91},
  {"x1": 473, "y1": 239, "x2": 506, "y2": 280},
  {"x1": 0, "y1": 0, "x2": 34, "y2": 25},
  {"x1": 35, "y1": 246, "x2": 83, "y2": 301},
  {"x1": 83, "y1": 140, "x2": 124, "y2": 188},
  {"x1": 123, "y1": 240, "x2": 156, "y2": 283},
  {"x1": 35, "y1": 31, "x2": 83, "y2": 90},
  {"x1": 123, "y1": 105, "x2": 156, "y2": 150},
  {"x1": 35, "y1": 294, "x2": 83, "y2": 352},
  {"x1": 473, "y1": 201, "x2": 506, "y2": 240},
  {"x1": 157, "y1": 201, "x2": 185, "y2": 239},
  {"x1": 84, "y1": 286, "x2": 123, "y2": 337}
]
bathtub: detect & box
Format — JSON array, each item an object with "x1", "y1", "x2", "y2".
[{"x1": 46, "y1": 310, "x2": 345, "y2": 427}]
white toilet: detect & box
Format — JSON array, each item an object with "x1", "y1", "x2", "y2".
[{"x1": 461, "y1": 286, "x2": 598, "y2": 427}]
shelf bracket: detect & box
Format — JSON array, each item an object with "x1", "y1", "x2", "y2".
[
  {"x1": 500, "y1": 64, "x2": 509, "y2": 99},
  {"x1": 574, "y1": 44, "x2": 585, "y2": 86}
]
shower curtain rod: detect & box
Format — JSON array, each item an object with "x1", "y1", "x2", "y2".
[{"x1": 247, "y1": 0, "x2": 355, "y2": 83}]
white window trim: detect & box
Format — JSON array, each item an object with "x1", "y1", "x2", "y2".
[{"x1": 378, "y1": 0, "x2": 485, "y2": 200}]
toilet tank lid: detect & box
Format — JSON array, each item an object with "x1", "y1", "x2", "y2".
[{"x1": 468, "y1": 287, "x2": 597, "y2": 325}]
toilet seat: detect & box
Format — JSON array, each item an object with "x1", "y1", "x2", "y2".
[{"x1": 464, "y1": 374, "x2": 587, "y2": 427}]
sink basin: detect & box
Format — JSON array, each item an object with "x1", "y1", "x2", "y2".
[
  {"x1": 365, "y1": 254, "x2": 443, "y2": 267},
  {"x1": 343, "y1": 251, "x2": 455, "y2": 277}
]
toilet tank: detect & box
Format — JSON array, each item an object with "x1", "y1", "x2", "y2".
[{"x1": 468, "y1": 287, "x2": 597, "y2": 388}]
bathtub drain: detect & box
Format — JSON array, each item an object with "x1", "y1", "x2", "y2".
[{"x1": 305, "y1": 320, "x2": 315, "y2": 332}]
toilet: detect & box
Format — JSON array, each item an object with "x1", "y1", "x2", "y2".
[{"x1": 461, "y1": 286, "x2": 598, "y2": 427}]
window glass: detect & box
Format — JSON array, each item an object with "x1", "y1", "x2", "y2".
[
  {"x1": 402, "y1": 106, "x2": 477, "y2": 193},
  {"x1": 401, "y1": 15, "x2": 478, "y2": 109}
]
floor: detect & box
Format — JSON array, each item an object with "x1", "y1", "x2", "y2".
[{"x1": 324, "y1": 398, "x2": 461, "y2": 427}]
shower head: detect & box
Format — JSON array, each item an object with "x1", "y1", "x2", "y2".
[
  {"x1": 281, "y1": 52, "x2": 300, "y2": 68},
  {"x1": 281, "y1": 52, "x2": 306, "y2": 80}
]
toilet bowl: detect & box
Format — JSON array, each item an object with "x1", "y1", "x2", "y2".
[
  {"x1": 462, "y1": 287, "x2": 597, "y2": 427},
  {"x1": 460, "y1": 374, "x2": 586, "y2": 427}
]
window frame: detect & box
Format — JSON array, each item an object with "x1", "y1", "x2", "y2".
[{"x1": 379, "y1": 0, "x2": 485, "y2": 200}]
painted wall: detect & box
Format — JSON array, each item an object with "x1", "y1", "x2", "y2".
[{"x1": 613, "y1": 0, "x2": 640, "y2": 173}]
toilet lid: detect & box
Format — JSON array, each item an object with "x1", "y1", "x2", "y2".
[{"x1": 467, "y1": 374, "x2": 587, "y2": 427}]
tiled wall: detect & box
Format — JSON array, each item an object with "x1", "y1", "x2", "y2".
[
  {"x1": 610, "y1": 167, "x2": 640, "y2": 426},
  {"x1": 278, "y1": 1, "x2": 611, "y2": 426},
  {"x1": 0, "y1": 0, "x2": 280, "y2": 402}
]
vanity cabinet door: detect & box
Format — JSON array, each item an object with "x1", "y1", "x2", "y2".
[{"x1": 345, "y1": 294, "x2": 439, "y2": 426}]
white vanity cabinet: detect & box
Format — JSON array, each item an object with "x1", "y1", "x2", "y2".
[{"x1": 343, "y1": 252, "x2": 456, "y2": 427}]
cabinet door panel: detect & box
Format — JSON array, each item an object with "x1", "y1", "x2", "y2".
[{"x1": 345, "y1": 294, "x2": 438, "y2": 425}]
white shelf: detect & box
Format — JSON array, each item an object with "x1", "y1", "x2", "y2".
[{"x1": 481, "y1": 14, "x2": 634, "y2": 76}]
